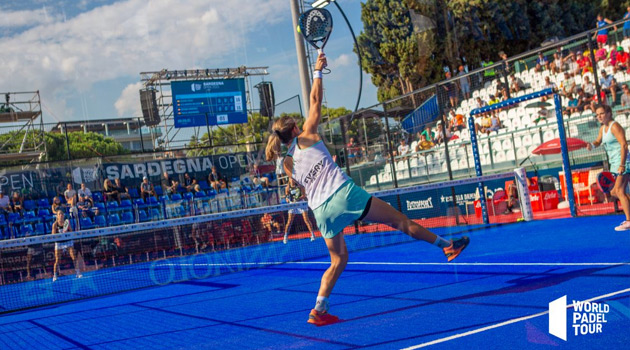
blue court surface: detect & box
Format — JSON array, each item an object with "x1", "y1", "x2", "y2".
[{"x1": 0, "y1": 215, "x2": 629, "y2": 349}]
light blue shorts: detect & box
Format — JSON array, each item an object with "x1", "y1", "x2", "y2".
[{"x1": 312, "y1": 180, "x2": 372, "y2": 239}]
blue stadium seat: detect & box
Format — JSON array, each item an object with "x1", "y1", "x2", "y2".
[
  {"x1": 120, "y1": 199, "x2": 133, "y2": 210},
  {"x1": 138, "y1": 210, "x2": 149, "y2": 222},
  {"x1": 147, "y1": 196, "x2": 160, "y2": 210},
  {"x1": 170, "y1": 193, "x2": 183, "y2": 201},
  {"x1": 80, "y1": 217, "x2": 94, "y2": 230},
  {"x1": 34, "y1": 223, "x2": 46, "y2": 235},
  {"x1": 108, "y1": 214, "x2": 121, "y2": 226},
  {"x1": 159, "y1": 195, "x2": 169, "y2": 202},
  {"x1": 0, "y1": 226, "x2": 7, "y2": 240},
  {"x1": 107, "y1": 201, "x2": 120, "y2": 211},
  {"x1": 37, "y1": 208, "x2": 54, "y2": 223},
  {"x1": 20, "y1": 224, "x2": 34, "y2": 238},
  {"x1": 198, "y1": 180, "x2": 211, "y2": 191},
  {"x1": 94, "y1": 202, "x2": 106, "y2": 213},
  {"x1": 149, "y1": 208, "x2": 161, "y2": 220},
  {"x1": 0, "y1": 215, "x2": 7, "y2": 226},
  {"x1": 8, "y1": 212, "x2": 22, "y2": 226},
  {"x1": 22, "y1": 211, "x2": 40, "y2": 225},
  {"x1": 183, "y1": 192, "x2": 194, "y2": 201},
  {"x1": 23, "y1": 200, "x2": 37, "y2": 212},
  {"x1": 37, "y1": 198, "x2": 50, "y2": 209},
  {"x1": 120, "y1": 211, "x2": 134, "y2": 225},
  {"x1": 92, "y1": 192, "x2": 104, "y2": 203},
  {"x1": 128, "y1": 188, "x2": 140, "y2": 199},
  {"x1": 94, "y1": 215, "x2": 107, "y2": 228},
  {"x1": 154, "y1": 186, "x2": 164, "y2": 197}
]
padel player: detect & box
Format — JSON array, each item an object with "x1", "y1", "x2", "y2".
[
  {"x1": 265, "y1": 54, "x2": 470, "y2": 326},
  {"x1": 52, "y1": 210, "x2": 82, "y2": 281},
  {"x1": 587, "y1": 104, "x2": 630, "y2": 230}
]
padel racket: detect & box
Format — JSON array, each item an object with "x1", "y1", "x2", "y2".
[
  {"x1": 63, "y1": 219, "x2": 71, "y2": 233},
  {"x1": 298, "y1": 8, "x2": 332, "y2": 71},
  {"x1": 597, "y1": 171, "x2": 615, "y2": 194}
]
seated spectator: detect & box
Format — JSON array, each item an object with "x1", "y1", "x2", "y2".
[
  {"x1": 10, "y1": 192, "x2": 23, "y2": 213},
  {"x1": 534, "y1": 107, "x2": 549, "y2": 124},
  {"x1": 541, "y1": 76, "x2": 556, "y2": 102},
  {"x1": 504, "y1": 178, "x2": 532, "y2": 214},
  {"x1": 576, "y1": 88, "x2": 594, "y2": 112},
  {"x1": 599, "y1": 69, "x2": 618, "y2": 104},
  {"x1": 535, "y1": 52, "x2": 550, "y2": 72},
  {"x1": 346, "y1": 137, "x2": 363, "y2": 165},
  {"x1": 488, "y1": 94, "x2": 500, "y2": 105},
  {"x1": 251, "y1": 164, "x2": 270, "y2": 188},
  {"x1": 140, "y1": 176, "x2": 156, "y2": 201},
  {"x1": 77, "y1": 183, "x2": 92, "y2": 199},
  {"x1": 193, "y1": 184, "x2": 202, "y2": 193},
  {"x1": 435, "y1": 121, "x2": 452, "y2": 144},
  {"x1": 614, "y1": 47, "x2": 628, "y2": 73},
  {"x1": 415, "y1": 134, "x2": 434, "y2": 151},
  {"x1": 114, "y1": 178, "x2": 131, "y2": 200},
  {"x1": 550, "y1": 52, "x2": 563, "y2": 74},
  {"x1": 509, "y1": 74, "x2": 526, "y2": 94},
  {"x1": 560, "y1": 72, "x2": 576, "y2": 96},
  {"x1": 396, "y1": 139, "x2": 410, "y2": 157},
  {"x1": 563, "y1": 52, "x2": 578, "y2": 73},
  {"x1": 64, "y1": 183, "x2": 78, "y2": 208},
  {"x1": 51, "y1": 196, "x2": 66, "y2": 214},
  {"x1": 103, "y1": 179, "x2": 119, "y2": 202},
  {"x1": 582, "y1": 75, "x2": 595, "y2": 95},
  {"x1": 483, "y1": 114, "x2": 501, "y2": 133},
  {"x1": 420, "y1": 125, "x2": 435, "y2": 143},
  {"x1": 575, "y1": 51, "x2": 593, "y2": 75},
  {"x1": 0, "y1": 191, "x2": 12, "y2": 214},
  {"x1": 564, "y1": 92, "x2": 580, "y2": 116},
  {"x1": 475, "y1": 113, "x2": 492, "y2": 134},
  {"x1": 207, "y1": 166, "x2": 226, "y2": 191},
  {"x1": 595, "y1": 43, "x2": 608, "y2": 62},
  {"x1": 161, "y1": 171, "x2": 178, "y2": 195},
  {"x1": 475, "y1": 97, "x2": 487, "y2": 109},
  {"x1": 77, "y1": 194, "x2": 94, "y2": 218},
  {"x1": 449, "y1": 109, "x2": 466, "y2": 132},
  {"x1": 183, "y1": 173, "x2": 197, "y2": 192},
  {"x1": 495, "y1": 79, "x2": 507, "y2": 97},
  {"x1": 260, "y1": 212, "x2": 281, "y2": 236},
  {"x1": 621, "y1": 84, "x2": 630, "y2": 108}
]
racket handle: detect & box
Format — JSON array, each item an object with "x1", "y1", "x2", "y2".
[{"x1": 317, "y1": 49, "x2": 327, "y2": 68}]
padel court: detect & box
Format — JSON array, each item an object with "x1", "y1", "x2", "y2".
[{"x1": 0, "y1": 215, "x2": 628, "y2": 349}]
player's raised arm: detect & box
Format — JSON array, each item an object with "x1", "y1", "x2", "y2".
[{"x1": 302, "y1": 54, "x2": 327, "y2": 135}]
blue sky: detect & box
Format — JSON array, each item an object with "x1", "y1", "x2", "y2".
[{"x1": 0, "y1": 0, "x2": 378, "y2": 125}]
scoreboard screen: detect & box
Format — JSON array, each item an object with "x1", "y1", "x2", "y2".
[{"x1": 172, "y1": 79, "x2": 247, "y2": 128}]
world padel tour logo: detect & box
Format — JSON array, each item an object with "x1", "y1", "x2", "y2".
[{"x1": 549, "y1": 295, "x2": 610, "y2": 341}]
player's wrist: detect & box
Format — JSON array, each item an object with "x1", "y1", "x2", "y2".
[{"x1": 313, "y1": 70, "x2": 323, "y2": 79}]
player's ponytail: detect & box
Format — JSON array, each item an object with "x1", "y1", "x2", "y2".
[{"x1": 265, "y1": 116, "x2": 296, "y2": 161}]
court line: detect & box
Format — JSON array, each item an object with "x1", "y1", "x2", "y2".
[
  {"x1": 158, "y1": 262, "x2": 630, "y2": 267},
  {"x1": 400, "y1": 287, "x2": 630, "y2": 350}
]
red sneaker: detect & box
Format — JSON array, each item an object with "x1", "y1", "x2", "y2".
[
  {"x1": 307, "y1": 309, "x2": 340, "y2": 326},
  {"x1": 443, "y1": 236, "x2": 470, "y2": 262}
]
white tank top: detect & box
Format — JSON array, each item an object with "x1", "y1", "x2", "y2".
[{"x1": 287, "y1": 138, "x2": 349, "y2": 210}]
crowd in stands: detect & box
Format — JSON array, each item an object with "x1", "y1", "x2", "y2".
[{"x1": 0, "y1": 163, "x2": 281, "y2": 241}]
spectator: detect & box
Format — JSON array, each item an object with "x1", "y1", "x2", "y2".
[
  {"x1": 193, "y1": 184, "x2": 202, "y2": 193},
  {"x1": 77, "y1": 194, "x2": 94, "y2": 218},
  {"x1": 140, "y1": 176, "x2": 156, "y2": 201},
  {"x1": 509, "y1": 74, "x2": 526, "y2": 94},
  {"x1": 498, "y1": 50, "x2": 510, "y2": 75},
  {"x1": 550, "y1": 52, "x2": 564, "y2": 74},
  {"x1": 503, "y1": 178, "x2": 532, "y2": 214},
  {"x1": 582, "y1": 75, "x2": 595, "y2": 95},
  {"x1": 11, "y1": 192, "x2": 23, "y2": 213},
  {"x1": 563, "y1": 52, "x2": 578, "y2": 73},
  {"x1": 435, "y1": 121, "x2": 452, "y2": 144},
  {"x1": 51, "y1": 196, "x2": 66, "y2": 214},
  {"x1": 77, "y1": 183, "x2": 92, "y2": 199},
  {"x1": 161, "y1": 171, "x2": 178, "y2": 195},
  {"x1": 251, "y1": 164, "x2": 270, "y2": 188},
  {"x1": 103, "y1": 179, "x2": 119, "y2": 202},
  {"x1": 64, "y1": 183, "x2": 77, "y2": 208},
  {"x1": 488, "y1": 94, "x2": 500, "y2": 105},
  {"x1": 576, "y1": 51, "x2": 593, "y2": 75},
  {"x1": 615, "y1": 46, "x2": 628, "y2": 73},
  {"x1": 346, "y1": 137, "x2": 361, "y2": 165},
  {"x1": 420, "y1": 125, "x2": 435, "y2": 143},
  {"x1": 457, "y1": 65, "x2": 471, "y2": 100},
  {"x1": 444, "y1": 71, "x2": 458, "y2": 108},
  {"x1": 541, "y1": 76, "x2": 556, "y2": 102},
  {"x1": 0, "y1": 192, "x2": 11, "y2": 214},
  {"x1": 534, "y1": 106, "x2": 549, "y2": 124},
  {"x1": 55, "y1": 180, "x2": 66, "y2": 198},
  {"x1": 576, "y1": 88, "x2": 594, "y2": 112},
  {"x1": 621, "y1": 84, "x2": 630, "y2": 107},
  {"x1": 535, "y1": 52, "x2": 550, "y2": 72},
  {"x1": 415, "y1": 134, "x2": 434, "y2": 151},
  {"x1": 260, "y1": 212, "x2": 281, "y2": 236},
  {"x1": 475, "y1": 97, "x2": 487, "y2": 109},
  {"x1": 485, "y1": 114, "x2": 501, "y2": 133},
  {"x1": 624, "y1": 6, "x2": 630, "y2": 39},
  {"x1": 397, "y1": 138, "x2": 410, "y2": 157},
  {"x1": 449, "y1": 110, "x2": 466, "y2": 132},
  {"x1": 475, "y1": 113, "x2": 491, "y2": 134},
  {"x1": 560, "y1": 72, "x2": 576, "y2": 96},
  {"x1": 600, "y1": 69, "x2": 618, "y2": 105},
  {"x1": 114, "y1": 178, "x2": 131, "y2": 200},
  {"x1": 595, "y1": 43, "x2": 608, "y2": 62},
  {"x1": 564, "y1": 92, "x2": 580, "y2": 116},
  {"x1": 182, "y1": 173, "x2": 197, "y2": 192},
  {"x1": 594, "y1": 14, "x2": 614, "y2": 45},
  {"x1": 207, "y1": 166, "x2": 225, "y2": 191}
]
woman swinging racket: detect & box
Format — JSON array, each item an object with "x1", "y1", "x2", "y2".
[{"x1": 265, "y1": 54, "x2": 470, "y2": 326}]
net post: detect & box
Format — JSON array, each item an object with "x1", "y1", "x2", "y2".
[
  {"x1": 514, "y1": 167, "x2": 533, "y2": 221},
  {"x1": 553, "y1": 93, "x2": 577, "y2": 217},
  {"x1": 467, "y1": 114, "x2": 489, "y2": 224}
]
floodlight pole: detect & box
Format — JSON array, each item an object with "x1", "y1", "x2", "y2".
[{"x1": 291, "y1": 0, "x2": 312, "y2": 116}]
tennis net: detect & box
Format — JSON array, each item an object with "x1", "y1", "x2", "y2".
[{"x1": 0, "y1": 170, "x2": 524, "y2": 313}]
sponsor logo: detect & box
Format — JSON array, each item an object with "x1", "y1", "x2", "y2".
[
  {"x1": 406, "y1": 197, "x2": 433, "y2": 210},
  {"x1": 191, "y1": 83, "x2": 202, "y2": 92},
  {"x1": 544, "y1": 191, "x2": 557, "y2": 200},
  {"x1": 549, "y1": 295, "x2": 610, "y2": 341}
]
